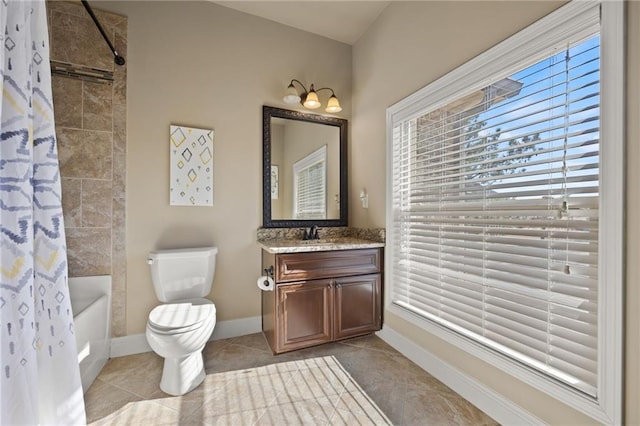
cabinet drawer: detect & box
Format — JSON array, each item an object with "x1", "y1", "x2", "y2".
[{"x1": 276, "y1": 248, "x2": 381, "y2": 282}]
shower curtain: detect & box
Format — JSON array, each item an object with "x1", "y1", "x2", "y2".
[{"x1": 1, "y1": 1, "x2": 86, "y2": 424}]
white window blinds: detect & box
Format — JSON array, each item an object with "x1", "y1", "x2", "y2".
[
  {"x1": 294, "y1": 145, "x2": 327, "y2": 219},
  {"x1": 390, "y1": 34, "x2": 600, "y2": 397}
]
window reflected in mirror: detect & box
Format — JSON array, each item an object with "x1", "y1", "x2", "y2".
[{"x1": 293, "y1": 145, "x2": 327, "y2": 219}]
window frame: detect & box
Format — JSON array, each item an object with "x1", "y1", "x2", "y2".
[{"x1": 385, "y1": 1, "x2": 623, "y2": 423}]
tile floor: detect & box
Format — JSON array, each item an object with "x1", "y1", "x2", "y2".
[{"x1": 84, "y1": 333, "x2": 497, "y2": 425}]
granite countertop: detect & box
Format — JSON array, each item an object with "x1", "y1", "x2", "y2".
[{"x1": 258, "y1": 237, "x2": 385, "y2": 254}]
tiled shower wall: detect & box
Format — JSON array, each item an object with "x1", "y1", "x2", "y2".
[{"x1": 47, "y1": 1, "x2": 127, "y2": 337}]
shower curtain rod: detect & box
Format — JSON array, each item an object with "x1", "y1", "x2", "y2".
[{"x1": 81, "y1": 0, "x2": 125, "y2": 66}]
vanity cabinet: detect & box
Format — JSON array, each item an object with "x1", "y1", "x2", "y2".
[{"x1": 261, "y1": 248, "x2": 383, "y2": 354}]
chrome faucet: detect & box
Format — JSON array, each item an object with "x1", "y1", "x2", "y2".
[{"x1": 303, "y1": 225, "x2": 319, "y2": 240}]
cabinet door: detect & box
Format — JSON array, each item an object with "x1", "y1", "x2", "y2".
[
  {"x1": 333, "y1": 274, "x2": 381, "y2": 340},
  {"x1": 277, "y1": 280, "x2": 333, "y2": 353}
]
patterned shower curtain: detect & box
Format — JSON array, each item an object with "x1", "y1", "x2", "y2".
[{"x1": 1, "y1": 1, "x2": 86, "y2": 424}]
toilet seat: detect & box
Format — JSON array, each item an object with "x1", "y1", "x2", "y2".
[{"x1": 148, "y1": 299, "x2": 215, "y2": 334}]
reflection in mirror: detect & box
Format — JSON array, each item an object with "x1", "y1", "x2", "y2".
[
  {"x1": 272, "y1": 121, "x2": 338, "y2": 220},
  {"x1": 263, "y1": 106, "x2": 347, "y2": 228}
]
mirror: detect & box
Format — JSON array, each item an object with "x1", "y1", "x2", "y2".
[{"x1": 263, "y1": 105, "x2": 347, "y2": 228}]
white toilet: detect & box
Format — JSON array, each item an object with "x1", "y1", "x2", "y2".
[{"x1": 145, "y1": 247, "x2": 218, "y2": 396}]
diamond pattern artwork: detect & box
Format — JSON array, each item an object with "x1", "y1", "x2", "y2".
[{"x1": 170, "y1": 125, "x2": 214, "y2": 206}]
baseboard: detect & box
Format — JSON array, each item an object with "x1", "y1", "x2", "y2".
[
  {"x1": 110, "y1": 333, "x2": 151, "y2": 358},
  {"x1": 210, "y1": 315, "x2": 262, "y2": 340},
  {"x1": 376, "y1": 326, "x2": 545, "y2": 426},
  {"x1": 110, "y1": 316, "x2": 262, "y2": 358}
]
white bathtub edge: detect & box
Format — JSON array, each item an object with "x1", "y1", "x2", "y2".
[
  {"x1": 69, "y1": 275, "x2": 112, "y2": 394},
  {"x1": 110, "y1": 315, "x2": 262, "y2": 358}
]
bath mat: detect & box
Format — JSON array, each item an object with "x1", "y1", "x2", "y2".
[{"x1": 89, "y1": 355, "x2": 392, "y2": 425}]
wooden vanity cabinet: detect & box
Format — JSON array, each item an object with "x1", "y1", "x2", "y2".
[{"x1": 262, "y1": 248, "x2": 383, "y2": 354}]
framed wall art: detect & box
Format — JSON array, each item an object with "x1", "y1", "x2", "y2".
[{"x1": 169, "y1": 125, "x2": 214, "y2": 206}]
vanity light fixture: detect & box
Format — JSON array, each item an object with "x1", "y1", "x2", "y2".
[{"x1": 283, "y1": 79, "x2": 342, "y2": 113}]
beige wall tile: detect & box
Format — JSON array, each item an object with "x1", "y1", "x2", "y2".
[
  {"x1": 114, "y1": 20, "x2": 127, "y2": 41},
  {"x1": 113, "y1": 32, "x2": 127, "y2": 106},
  {"x1": 113, "y1": 68, "x2": 126, "y2": 107},
  {"x1": 50, "y1": 10, "x2": 113, "y2": 71},
  {"x1": 113, "y1": 152, "x2": 126, "y2": 199},
  {"x1": 112, "y1": 197, "x2": 127, "y2": 337},
  {"x1": 61, "y1": 177, "x2": 82, "y2": 228},
  {"x1": 57, "y1": 128, "x2": 112, "y2": 179},
  {"x1": 52, "y1": 1, "x2": 127, "y2": 341},
  {"x1": 113, "y1": 104, "x2": 126, "y2": 153},
  {"x1": 94, "y1": 8, "x2": 127, "y2": 29},
  {"x1": 82, "y1": 179, "x2": 112, "y2": 227},
  {"x1": 52, "y1": 76, "x2": 82, "y2": 128},
  {"x1": 66, "y1": 228, "x2": 111, "y2": 276},
  {"x1": 47, "y1": 1, "x2": 86, "y2": 19},
  {"x1": 83, "y1": 81, "x2": 113, "y2": 131},
  {"x1": 111, "y1": 278, "x2": 126, "y2": 337}
]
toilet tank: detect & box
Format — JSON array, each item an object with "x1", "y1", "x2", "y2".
[{"x1": 147, "y1": 247, "x2": 218, "y2": 302}]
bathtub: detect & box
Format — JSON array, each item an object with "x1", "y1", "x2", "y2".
[{"x1": 69, "y1": 275, "x2": 111, "y2": 393}]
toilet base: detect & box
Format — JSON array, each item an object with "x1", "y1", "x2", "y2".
[{"x1": 159, "y1": 350, "x2": 206, "y2": 396}]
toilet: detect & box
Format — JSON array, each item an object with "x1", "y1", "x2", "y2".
[{"x1": 145, "y1": 247, "x2": 218, "y2": 396}]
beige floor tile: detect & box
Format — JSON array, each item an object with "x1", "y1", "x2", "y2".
[
  {"x1": 355, "y1": 380, "x2": 407, "y2": 425},
  {"x1": 402, "y1": 385, "x2": 498, "y2": 426},
  {"x1": 255, "y1": 396, "x2": 338, "y2": 426},
  {"x1": 84, "y1": 379, "x2": 142, "y2": 423},
  {"x1": 200, "y1": 372, "x2": 290, "y2": 415},
  {"x1": 84, "y1": 334, "x2": 498, "y2": 426},
  {"x1": 282, "y1": 340, "x2": 361, "y2": 360},
  {"x1": 89, "y1": 399, "x2": 181, "y2": 426},
  {"x1": 98, "y1": 351, "x2": 162, "y2": 378},
  {"x1": 340, "y1": 334, "x2": 402, "y2": 356},
  {"x1": 331, "y1": 406, "x2": 392, "y2": 426},
  {"x1": 276, "y1": 366, "x2": 350, "y2": 404},
  {"x1": 187, "y1": 407, "x2": 267, "y2": 426},
  {"x1": 148, "y1": 376, "x2": 226, "y2": 420},
  {"x1": 96, "y1": 351, "x2": 164, "y2": 398},
  {"x1": 203, "y1": 339, "x2": 286, "y2": 374},
  {"x1": 224, "y1": 332, "x2": 271, "y2": 352}
]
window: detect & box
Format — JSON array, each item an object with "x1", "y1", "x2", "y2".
[
  {"x1": 293, "y1": 145, "x2": 327, "y2": 219},
  {"x1": 386, "y1": 1, "x2": 623, "y2": 423}
]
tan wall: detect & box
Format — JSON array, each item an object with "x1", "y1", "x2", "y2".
[
  {"x1": 352, "y1": 1, "x2": 640, "y2": 423},
  {"x1": 96, "y1": 1, "x2": 351, "y2": 335}
]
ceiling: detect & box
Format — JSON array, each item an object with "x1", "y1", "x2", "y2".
[{"x1": 212, "y1": 1, "x2": 391, "y2": 45}]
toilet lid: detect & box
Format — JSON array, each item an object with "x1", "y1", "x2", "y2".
[{"x1": 148, "y1": 300, "x2": 215, "y2": 330}]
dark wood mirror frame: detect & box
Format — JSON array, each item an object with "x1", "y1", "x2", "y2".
[{"x1": 263, "y1": 105, "x2": 348, "y2": 228}]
